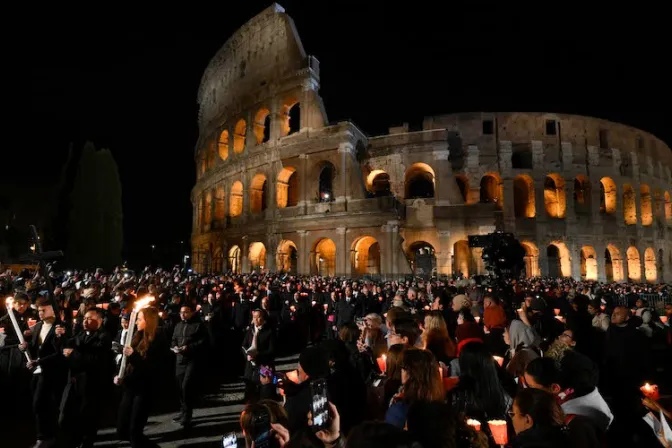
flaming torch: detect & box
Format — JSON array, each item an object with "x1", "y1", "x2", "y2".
[
  {"x1": 117, "y1": 296, "x2": 155, "y2": 380},
  {"x1": 5, "y1": 297, "x2": 39, "y2": 373}
]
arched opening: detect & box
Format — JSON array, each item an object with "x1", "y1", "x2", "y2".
[
  {"x1": 546, "y1": 241, "x2": 570, "y2": 277},
  {"x1": 254, "y1": 108, "x2": 271, "y2": 144},
  {"x1": 514, "y1": 174, "x2": 536, "y2": 218},
  {"x1": 479, "y1": 174, "x2": 501, "y2": 206},
  {"x1": 318, "y1": 163, "x2": 335, "y2": 202},
  {"x1": 453, "y1": 240, "x2": 471, "y2": 277},
  {"x1": 407, "y1": 241, "x2": 436, "y2": 276},
  {"x1": 520, "y1": 241, "x2": 540, "y2": 278},
  {"x1": 366, "y1": 170, "x2": 392, "y2": 197},
  {"x1": 623, "y1": 184, "x2": 637, "y2": 225},
  {"x1": 276, "y1": 240, "x2": 298, "y2": 273},
  {"x1": 351, "y1": 236, "x2": 381, "y2": 275},
  {"x1": 640, "y1": 184, "x2": 652, "y2": 226},
  {"x1": 249, "y1": 242, "x2": 267, "y2": 271},
  {"x1": 228, "y1": 245, "x2": 241, "y2": 274},
  {"x1": 405, "y1": 163, "x2": 435, "y2": 199},
  {"x1": 218, "y1": 130, "x2": 229, "y2": 161},
  {"x1": 573, "y1": 175, "x2": 590, "y2": 213},
  {"x1": 311, "y1": 238, "x2": 336, "y2": 276},
  {"x1": 288, "y1": 103, "x2": 301, "y2": 135},
  {"x1": 250, "y1": 173, "x2": 268, "y2": 213},
  {"x1": 665, "y1": 191, "x2": 672, "y2": 225},
  {"x1": 204, "y1": 191, "x2": 212, "y2": 226},
  {"x1": 233, "y1": 119, "x2": 247, "y2": 153},
  {"x1": 600, "y1": 177, "x2": 617, "y2": 214},
  {"x1": 277, "y1": 167, "x2": 299, "y2": 208},
  {"x1": 644, "y1": 247, "x2": 657, "y2": 283},
  {"x1": 455, "y1": 176, "x2": 469, "y2": 203},
  {"x1": 544, "y1": 174, "x2": 566, "y2": 218},
  {"x1": 626, "y1": 246, "x2": 641, "y2": 281},
  {"x1": 229, "y1": 181, "x2": 243, "y2": 217},
  {"x1": 580, "y1": 246, "x2": 598, "y2": 280},
  {"x1": 214, "y1": 186, "x2": 226, "y2": 223},
  {"x1": 605, "y1": 245, "x2": 624, "y2": 282}
]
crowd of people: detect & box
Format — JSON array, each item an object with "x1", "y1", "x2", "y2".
[{"x1": 0, "y1": 265, "x2": 671, "y2": 448}]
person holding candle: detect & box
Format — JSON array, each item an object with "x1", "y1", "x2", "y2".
[
  {"x1": 509, "y1": 388, "x2": 569, "y2": 447},
  {"x1": 115, "y1": 306, "x2": 166, "y2": 448},
  {"x1": 0, "y1": 293, "x2": 35, "y2": 398}
]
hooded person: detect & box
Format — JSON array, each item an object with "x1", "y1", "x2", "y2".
[{"x1": 505, "y1": 319, "x2": 541, "y2": 380}]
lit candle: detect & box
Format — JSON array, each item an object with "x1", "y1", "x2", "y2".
[
  {"x1": 488, "y1": 420, "x2": 508, "y2": 446},
  {"x1": 474, "y1": 316, "x2": 481, "y2": 323},
  {"x1": 493, "y1": 356, "x2": 504, "y2": 367},
  {"x1": 4, "y1": 297, "x2": 36, "y2": 370},
  {"x1": 553, "y1": 308, "x2": 561, "y2": 316},
  {"x1": 640, "y1": 383, "x2": 660, "y2": 401},
  {"x1": 290, "y1": 305, "x2": 296, "y2": 313},
  {"x1": 323, "y1": 304, "x2": 328, "y2": 311},
  {"x1": 424, "y1": 305, "x2": 430, "y2": 310},
  {"x1": 27, "y1": 318, "x2": 37, "y2": 328},
  {"x1": 376, "y1": 354, "x2": 387, "y2": 374},
  {"x1": 286, "y1": 370, "x2": 299, "y2": 383},
  {"x1": 312, "y1": 300, "x2": 317, "y2": 306},
  {"x1": 72, "y1": 310, "x2": 78, "y2": 318},
  {"x1": 466, "y1": 419, "x2": 481, "y2": 432},
  {"x1": 660, "y1": 316, "x2": 668, "y2": 324},
  {"x1": 117, "y1": 296, "x2": 155, "y2": 380}
]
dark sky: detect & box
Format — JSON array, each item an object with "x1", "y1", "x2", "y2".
[{"x1": 23, "y1": 1, "x2": 671, "y2": 265}]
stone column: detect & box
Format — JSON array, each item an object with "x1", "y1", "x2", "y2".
[
  {"x1": 594, "y1": 242, "x2": 607, "y2": 283},
  {"x1": 436, "y1": 230, "x2": 452, "y2": 276},
  {"x1": 338, "y1": 142, "x2": 353, "y2": 203},
  {"x1": 432, "y1": 147, "x2": 461, "y2": 206},
  {"x1": 241, "y1": 235, "x2": 250, "y2": 273},
  {"x1": 564, "y1": 176, "x2": 577, "y2": 224},
  {"x1": 498, "y1": 141, "x2": 515, "y2": 231},
  {"x1": 590, "y1": 175, "x2": 603, "y2": 226},
  {"x1": 297, "y1": 230, "x2": 309, "y2": 275},
  {"x1": 561, "y1": 142, "x2": 573, "y2": 171},
  {"x1": 569, "y1": 242, "x2": 581, "y2": 280},
  {"x1": 299, "y1": 153, "x2": 309, "y2": 213},
  {"x1": 270, "y1": 98, "x2": 282, "y2": 142},
  {"x1": 336, "y1": 227, "x2": 347, "y2": 275},
  {"x1": 301, "y1": 78, "x2": 319, "y2": 131}
]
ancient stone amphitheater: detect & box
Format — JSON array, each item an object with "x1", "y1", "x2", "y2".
[{"x1": 191, "y1": 4, "x2": 672, "y2": 282}]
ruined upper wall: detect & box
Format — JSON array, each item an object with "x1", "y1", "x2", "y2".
[{"x1": 197, "y1": 4, "x2": 309, "y2": 132}]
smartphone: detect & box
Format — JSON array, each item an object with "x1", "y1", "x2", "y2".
[
  {"x1": 221, "y1": 432, "x2": 237, "y2": 448},
  {"x1": 309, "y1": 378, "x2": 329, "y2": 430},
  {"x1": 259, "y1": 365, "x2": 273, "y2": 378},
  {"x1": 252, "y1": 410, "x2": 273, "y2": 448}
]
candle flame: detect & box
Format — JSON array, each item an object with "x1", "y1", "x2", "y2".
[
  {"x1": 5, "y1": 296, "x2": 14, "y2": 306},
  {"x1": 134, "y1": 296, "x2": 155, "y2": 311},
  {"x1": 382, "y1": 354, "x2": 387, "y2": 361}
]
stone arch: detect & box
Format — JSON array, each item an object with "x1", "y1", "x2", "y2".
[
  {"x1": 351, "y1": 236, "x2": 381, "y2": 275},
  {"x1": 406, "y1": 241, "x2": 436, "y2": 276},
  {"x1": 204, "y1": 191, "x2": 213, "y2": 226},
  {"x1": 276, "y1": 239, "x2": 298, "y2": 273},
  {"x1": 317, "y1": 161, "x2": 336, "y2": 201},
  {"x1": 580, "y1": 246, "x2": 598, "y2": 281},
  {"x1": 229, "y1": 181, "x2": 243, "y2": 217},
  {"x1": 626, "y1": 246, "x2": 641, "y2": 281},
  {"x1": 453, "y1": 240, "x2": 471, "y2": 277},
  {"x1": 366, "y1": 170, "x2": 392, "y2": 197},
  {"x1": 640, "y1": 184, "x2": 653, "y2": 226},
  {"x1": 277, "y1": 167, "x2": 299, "y2": 208},
  {"x1": 546, "y1": 241, "x2": 570, "y2": 277},
  {"x1": 405, "y1": 163, "x2": 435, "y2": 199},
  {"x1": 520, "y1": 241, "x2": 540, "y2": 278},
  {"x1": 644, "y1": 247, "x2": 657, "y2": 283},
  {"x1": 455, "y1": 175, "x2": 469, "y2": 203},
  {"x1": 480, "y1": 173, "x2": 502, "y2": 207},
  {"x1": 228, "y1": 245, "x2": 241, "y2": 274},
  {"x1": 514, "y1": 174, "x2": 536, "y2": 218},
  {"x1": 233, "y1": 119, "x2": 247, "y2": 153},
  {"x1": 218, "y1": 130, "x2": 229, "y2": 160},
  {"x1": 281, "y1": 97, "x2": 300, "y2": 136},
  {"x1": 250, "y1": 173, "x2": 268, "y2": 214},
  {"x1": 622, "y1": 184, "x2": 637, "y2": 225},
  {"x1": 214, "y1": 186, "x2": 226, "y2": 223},
  {"x1": 600, "y1": 177, "x2": 617, "y2": 214},
  {"x1": 254, "y1": 107, "x2": 271, "y2": 144},
  {"x1": 573, "y1": 175, "x2": 591, "y2": 213},
  {"x1": 248, "y1": 242, "x2": 267, "y2": 270},
  {"x1": 311, "y1": 238, "x2": 336, "y2": 276},
  {"x1": 544, "y1": 173, "x2": 566, "y2": 218},
  {"x1": 665, "y1": 191, "x2": 672, "y2": 224},
  {"x1": 605, "y1": 245, "x2": 624, "y2": 282}
]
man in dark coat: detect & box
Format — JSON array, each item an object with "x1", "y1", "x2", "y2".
[
  {"x1": 59, "y1": 308, "x2": 113, "y2": 448},
  {"x1": 171, "y1": 304, "x2": 208, "y2": 426},
  {"x1": 242, "y1": 309, "x2": 276, "y2": 401}
]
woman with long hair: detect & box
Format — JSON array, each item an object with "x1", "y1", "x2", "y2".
[
  {"x1": 421, "y1": 311, "x2": 457, "y2": 363},
  {"x1": 115, "y1": 306, "x2": 165, "y2": 448},
  {"x1": 385, "y1": 348, "x2": 444, "y2": 428},
  {"x1": 510, "y1": 388, "x2": 569, "y2": 447}
]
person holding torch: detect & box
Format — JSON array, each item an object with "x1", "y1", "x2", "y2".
[{"x1": 115, "y1": 303, "x2": 165, "y2": 448}]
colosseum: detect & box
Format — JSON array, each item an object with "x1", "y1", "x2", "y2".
[{"x1": 191, "y1": 4, "x2": 672, "y2": 283}]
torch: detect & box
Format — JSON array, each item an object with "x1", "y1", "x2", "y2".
[
  {"x1": 5, "y1": 297, "x2": 38, "y2": 372},
  {"x1": 117, "y1": 296, "x2": 155, "y2": 380}
]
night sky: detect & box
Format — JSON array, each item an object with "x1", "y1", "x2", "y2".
[{"x1": 22, "y1": 2, "x2": 671, "y2": 266}]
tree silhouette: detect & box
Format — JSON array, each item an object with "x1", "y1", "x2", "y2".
[{"x1": 67, "y1": 141, "x2": 123, "y2": 269}]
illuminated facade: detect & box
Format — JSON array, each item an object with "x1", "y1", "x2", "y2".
[{"x1": 191, "y1": 4, "x2": 672, "y2": 282}]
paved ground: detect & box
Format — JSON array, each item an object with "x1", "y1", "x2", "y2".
[{"x1": 4, "y1": 354, "x2": 299, "y2": 448}]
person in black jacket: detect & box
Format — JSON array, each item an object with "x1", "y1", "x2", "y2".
[
  {"x1": 242, "y1": 309, "x2": 276, "y2": 402},
  {"x1": 0, "y1": 292, "x2": 34, "y2": 412},
  {"x1": 115, "y1": 306, "x2": 166, "y2": 448},
  {"x1": 19, "y1": 296, "x2": 69, "y2": 448},
  {"x1": 59, "y1": 308, "x2": 113, "y2": 448},
  {"x1": 171, "y1": 304, "x2": 208, "y2": 426}
]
